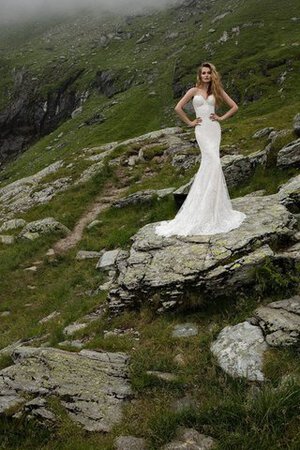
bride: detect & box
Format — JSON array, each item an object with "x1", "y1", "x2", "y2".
[{"x1": 154, "y1": 61, "x2": 247, "y2": 237}]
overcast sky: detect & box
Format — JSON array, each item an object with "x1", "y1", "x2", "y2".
[{"x1": 0, "y1": 0, "x2": 181, "y2": 24}]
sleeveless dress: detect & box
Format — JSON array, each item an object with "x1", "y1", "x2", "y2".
[{"x1": 154, "y1": 93, "x2": 247, "y2": 236}]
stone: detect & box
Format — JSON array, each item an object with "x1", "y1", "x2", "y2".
[
  {"x1": 38, "y1": 311, "x2": 61, "y2": 324},
  {"x1": 277, "y1": 138, "x2": 300, "y2": 168},
  {"x1": 252, "y1": 127, "x2": 275, "y2": 139},
  {"x1": 21, "y1": 232, "x2": 40, "y2": 240},
  {"x1": 0, "y1": 161, "x2": 69, "y2": 223},
  {"x1": 107, "y1": 180, "x2": 299, "y2": 314},
  {"x1": 146, "y1": 371, "x2": 178, "y2": 382},
  {"x1": 0, "y1": 235, "x2": 15, "y2": 244},
  {"x1": 87, "y1": 219, "x2": 102, "y2": 229},
  {"x1": 210, "y1": 321, "x2": 268, "y2": 381},
  {"x1": 0, "y1": 347, "x2": 132, "y2": 432},
  {"x1": 19, "y1": 217, "x2": 70, "y2": 237},
  {"x1": 277, "y1": 174, "x2": 300, "y2": 213},
  {"x1": 254, "y1": 295, "x2": 300, "y2": 347},
  {"x1": 104, "y1": 328, "x2": 140, "y2": 339},
  {"x1": 112, "y1": 188, "x2": 176, "y2": 208},
  {"x1": 114, "y1": 435, "x2": 147, "y2": 450},
  {"x1": 0, "y1": 218, "x2": 26, "y2": 232},
  {"x1": 71, "y1": 106, "x2": 82, "y2": 118},
  {"x1": 172, "y1": 323, "x2": 198, "y2": 338},
  {"x1": 162, "y1": 427, "x2": 216, "y2": 450},
  {"x1": 96, "y1": 249, "x2": 122, "y2": 270},
  {"x1": 76, "y1": 250, "x2": 103, "y2": 260},
  {"x1": 63, "y1": 322, "x2": 88, "y2": 336}
]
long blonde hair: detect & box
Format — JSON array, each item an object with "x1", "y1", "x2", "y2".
[{"x1": 196, "y1": 62, "x2": 224, "y2": 108}]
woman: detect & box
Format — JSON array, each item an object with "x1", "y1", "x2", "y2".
[{"x1": 154, "y1": 61, "x2": 247, "y2": 237}]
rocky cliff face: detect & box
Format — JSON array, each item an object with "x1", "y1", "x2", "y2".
[{"x1": 0, "y1": 67, "x2": 85, "y2": 164}]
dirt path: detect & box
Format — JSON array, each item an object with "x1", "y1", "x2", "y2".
[{"x1": 50, "y1": 183, "x2": 128, "y2": 255}]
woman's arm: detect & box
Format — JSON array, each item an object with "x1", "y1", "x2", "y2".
[
  {"x1": 219, "y1": 89, "x2": 239, "y2": 121},
  {"x1": 174, "y1": 88, "x2": 197, "y2": 126}
]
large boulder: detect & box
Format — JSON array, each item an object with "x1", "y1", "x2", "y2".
[
  {"x1": 277, "y1": 138, "x2": 300, "y2": 168},
  {"x1": 253, "y1": 295, "x2": 300, "y2": 346},
  {"x1": 18, "y1": 217, "x2": 70, "y2": 238},
  {"x1": 211, "y1": 295, "x2": 300, "y2": 381},
  {"x1": 0, "y1": 347, "x2": 132, "y2": 432},
  {"x1": 210, "y1": 321, "x2": 268, "y2": 381},
  {"x1": 0, "y1": 161, "x2": 69, "y2": 224},
  {"x1": 107, "y1": 180, "x2": 299, "y2": 314}
]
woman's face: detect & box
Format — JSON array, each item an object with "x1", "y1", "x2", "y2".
[{"x1": 201, "y1": 67, "x2": 212, "y2": 83}]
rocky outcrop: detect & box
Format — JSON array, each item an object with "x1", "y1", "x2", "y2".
[
  {"x1": 278, "y1": 174, "x2": 300, "y2": 213},
  {"x1": 0, "y1": 346, "x2": 132, "y2": 432},
  {"x1": 18, "y1": 217, "x2": 70, "y2": 238},
  {"x1": 0, "y1": 68, "x2": 85, "y2": 164},
  {"x1": 211, "y1": 295, "x2": 300, "y2": 381},
  {"x1": 91, "y1": 68, "x2": 137, "y2": 98},
  {"x1": 253, "y1": 295, "x2": 300, "y2": 346},
  {"x1": 211, "y1": 321, "x2": 268, "y2": 381},
  {"x1": 112, "y1": 187, "x2": 176, "y2": 208},
  {"x1": 107, "y1": 176, "x2": 299, "y2": 315},
  {"x1": 277, "y1": 138, "x2": 300, "y2": 168},
  {"x1": 0, "y1": 161, "x2": 69, "y2": 224}
]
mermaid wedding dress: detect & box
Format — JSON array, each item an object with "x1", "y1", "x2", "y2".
[{"x1": 154, "y1": 93, "x2": 247, "y2": 237}]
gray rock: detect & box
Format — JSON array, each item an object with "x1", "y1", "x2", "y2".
[
  {"x1": 0, "y1": 218, "x2": 26, "y2": 232},
  {"x1": 87, "y1": 219, "x2": 102, "y2": 229},
  {"x1": 0, "y1": 161, "x2": 69, "y2": 223},
  {"x1": 252, "y1": 127, "x2": 275, "y2": 139},
  {"x1": 172, "y1": 323, "x2": 198, "y2": 338},
  {"x1": 221, "y1": 150, "x2": 267, "y2": 189},
  {"x1": 146, "y1": 371, "x2": 178, "y2": 382},
  {"x1": 0, "y1": 235, "x2": 15, "y2": 244},
  {"x1": 162, "y1": 427, "x2": 216, "y2": 450},
  {"x1": 63, "y1": 322, "x2": 88, "y2": 336},
  {"x1": 278, "y1": 174, "x2": 300, "y2": 212},
  {"x1": 96, "y1": 249, "x2": 123, "y2": 270},
  {"x1": 277, "y1": 138, "x2": 300, "y2": 168},
  {"x1": 171, "y1": 153, "x2": 200, "y2": 170},
  {"x1": 76, "y1": 250, "x2": 103, "y2": 260},
  {"x1": 210, "y1": 321, "x2": 268, "y2": 381},
  {"x1": 38, "y1": 311, "x2": 61, "y2": 324},
  {"x1": 114, "y1": 435, "x2": 147, "y2": 450},
  {"x1": 0, "y1": 347, "x2": 132, "y2": 432},
  {"x1": 19, "y1": 217, "x2": 70, "y2": 237},
  {"x1": 107, "y1": 184, "x2": 298, "y2": 314},
  {"x1": 112, "y1": 188, "x2": 176, "y2": 208},
  {"x1": 254, "y1": 295, "x2": 300, "y2": 346},
  {"x1": 71, "y1": 106, "x2": 82, "y2": 118},
  {"x1": 21, "y1": 232, "x2": 40, "y2": 241}
]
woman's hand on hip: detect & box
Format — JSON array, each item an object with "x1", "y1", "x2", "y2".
[
  {"x1": 209, "y1": 113, "x2": 223, "y2": 122},
  {"x1": 189, "y1": 117, "x2": 202, "y2": 127}
]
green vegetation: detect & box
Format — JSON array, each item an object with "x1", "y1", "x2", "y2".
[{"x1": 0, "y1": 0, "x2": 300, "y2": 448}]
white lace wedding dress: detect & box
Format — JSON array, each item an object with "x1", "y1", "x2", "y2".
[{"x1": 154, "y1": 93, "x2": 247, "y2": 237}]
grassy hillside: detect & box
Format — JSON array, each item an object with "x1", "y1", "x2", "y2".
[{"x1": 0, "y1": 0, "x2": 299, "y2": 449}]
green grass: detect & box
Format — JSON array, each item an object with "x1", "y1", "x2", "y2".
[{"x1": 0, "y1": 0, "x2": 300, "y2": 448}]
